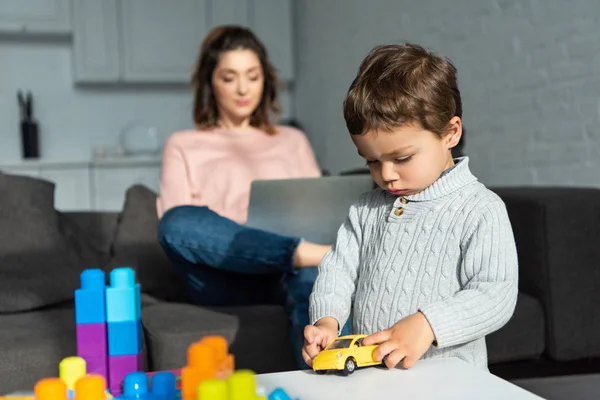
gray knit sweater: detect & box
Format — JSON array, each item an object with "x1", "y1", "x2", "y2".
[{"x1": 309, "y1": 157, "x2": 519, "y2": 370}]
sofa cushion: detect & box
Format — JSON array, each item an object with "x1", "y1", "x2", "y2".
[
  {"x1": 487, "y1": 292, "x2": 545, "y2": 364},
  {"x1": 0, "y1": 307, "x2": 77, "y2": 393},
  {"x1": 109, "y1": 185, "x2": 186, "y2": 302},
  {"x1": 496, "y1": 187, "x2": 600, "y2": 361},
  {"x1": 0, "y1": 173, "x2": 100, "y2": 312},
  {"x1": 63, "y1": 212, "x2": 120, "y2": 266},
  {"x1": 142, "y1": 303, "x2": 296, "y2": 374},
  {"x1": 0, "y1": 296, "x2": 159, "y2": 394}
]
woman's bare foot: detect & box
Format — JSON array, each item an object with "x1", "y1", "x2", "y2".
[{"x1": 292, "y1": 241, "x2": 332, "y2": 268}]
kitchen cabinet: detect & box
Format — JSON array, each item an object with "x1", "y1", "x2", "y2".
[
  {"x1": 71, "y1": 0, "x2": 294, "y2": 84},
  {"x1": 0, "y1": 0, "x2": 71, "y2": 35},
  {"x1": 72, "y1": 0, "x2": 120, "y2": 82},
  {"x1": 120, "y1": 0, "x2": 208, "y2": 82},
  {"x1": 0, "y1": 159, "x2": 161, "y2": 212},
  {"x1": 207, "y1": 0, "x2": 294, "y2": 81},
  {"x1": 250, "y1": 0, "x2": 294, "y2": 81}
]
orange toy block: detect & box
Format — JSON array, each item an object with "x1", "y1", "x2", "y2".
[
  {"x1": 181, "y1": 342, "x2": 218, "y2": 400},
  {"x1": 198, "y1": 335, "x2": 235, "y2": 379},
  {"x1": 74, "y1": 374, "x2": 107, "y2": 400},
  {"x1": 34, "y1": 378, "x2": 67, "y2": 400}
]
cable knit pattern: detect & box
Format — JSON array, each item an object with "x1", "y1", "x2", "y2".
[{"x1": 309, "y1": 157, "x2": 519, "y2": 370}]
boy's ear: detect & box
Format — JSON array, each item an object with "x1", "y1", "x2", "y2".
[{"x1": 444, "y1": 116, "x2": 462, "y2": 149}]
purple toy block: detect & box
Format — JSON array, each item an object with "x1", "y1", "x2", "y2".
[
  {"x1": 108, "y1": 351, "x2": 143, "y2": 397},
  {"x1": 77, "y1": 323, "x2": 107, "y2": 357},
  {"x1": 83, "y1": 355, "x2": 109, "y2": 380},
  {"x1": 137, "y1": 349, "x2": 145, "y2": 371},
  {"x1": 77, "y1": 323, "x2": 109, "y2": 380}
]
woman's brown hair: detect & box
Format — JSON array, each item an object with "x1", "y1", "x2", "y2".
[{"x1": 191, "y1": 25, "x2": 280, "y2": 134}]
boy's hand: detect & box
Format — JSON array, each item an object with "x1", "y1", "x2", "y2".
[
  {"x1": 362, "y1": 312, "x2": 435, "y2": 369},
  {"x1": 302, "y1": 318, "x2": 339, "y2": 367}
]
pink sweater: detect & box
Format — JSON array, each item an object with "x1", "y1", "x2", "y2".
[{"x1": 156, "y1": 126, "x2": 322, "y2": 224}]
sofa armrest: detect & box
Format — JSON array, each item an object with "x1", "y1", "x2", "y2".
[{"x1": 495, "y1": 187, "x2": 600, "y2": 361}]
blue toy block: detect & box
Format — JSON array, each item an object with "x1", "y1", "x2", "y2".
[
  {"x1": 136, "y1": 283, "x2": 142, "y2": 320},
  {"x1": 108, "y1": 320, "x2": 142, "y2": 356},
  {"x1": 116, "y1": 372, "x2": 158, "y2": 400},
  {"x1": 75, "y1": 269, "x2": 107, "y2": 324},
  {"x1": 268, "y1": 388, "x2": 295, "y2": 400},
  {"x1": 137, "y1": 319, "x2": 143, "y2": 357},
  {"x1": 150, "y1": 372, "x2": 177, "y2": 400},
  {"x1": 106, "y1": 267, "x2": 138, "y2": 323}
]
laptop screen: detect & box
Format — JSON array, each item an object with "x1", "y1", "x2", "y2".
[{"x1": 246, "y1": 175, "x2": 374, "y2": 245}]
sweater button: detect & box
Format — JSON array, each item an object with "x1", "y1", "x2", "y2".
[
  {"x1": 400, "y1": 197, "x2": 408, "y2": 204},
  {"x1": 394, "y1": 207, "x2": 404, "y2": 216}
]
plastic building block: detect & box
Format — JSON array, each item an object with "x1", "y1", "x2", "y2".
[
  {"x1": 146, "y1": 369, "x2": 182, "y2": 391},
  {"x1": 182, "y1": 342, "x2": 217, "y2": 400},
  {"x1": 34, "y1": 378, "x2": 67, "y2": 400},
  {"x1": 75, "y1": 374, "x2": 106, "y2": 400},
  {"x1": 77, "y1": 323, "x2": 108, "y2": 358},
  {"x1": 76, "y1": 323, "x2": 108, "y2": 378},
  {"x1": 267, "y1": 388, "x2": 294, "y2": 400},
  {"x1": 59, "y1": 356, "x2": 86, "y2": 392},
  {"x1": 107, "y1": 320, "x2": 142, "y2": 356},
  {"x1": 194, "y1": 371, "x2": 270, "y2": 400},
  {"x1": 199, "y1": 336, "x2": 234, "y2": 379},
  {"x1": 137, "y1": 349, "x2": 145, "y2": 372},
  {"x1": 150, "y1": 372, "x2": 177, "y2": 400},
  {"x1": 227, "y1": 370, "x2": 258, "y2": 400},
  {"x1": 106, "y1": 268, "x2": 138, "y2": 323},
  {"x1": 197, "y1": 379, "x2": 227, "y2": 399},
  {"x1": 116, "y1": 372, "x2": 157, "y2": 400},
  {"x1": 137, "y1": 319, "x2": 143, "y2": 360},
  {"x1": 136, "y1": 283, "x2": 142, "y2": 321},
  {"x1": 75, "y1": 269, "x2": 107, "y2": 324},
  {"x1": 108, "y1": 351, "x2": 141, "y2": 397}
]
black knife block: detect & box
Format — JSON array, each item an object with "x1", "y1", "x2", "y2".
[{"x1": 21, "y1": 120, "x2": 39, "y2": 159}]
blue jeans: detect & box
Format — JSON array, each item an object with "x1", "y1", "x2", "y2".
[{"x1": 157, "y1": 205, "x2": 351, "y2": 369}]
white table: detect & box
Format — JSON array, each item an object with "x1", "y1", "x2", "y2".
[{"x1": 256, "y1": 358, "x2": 545, "y2": 400}]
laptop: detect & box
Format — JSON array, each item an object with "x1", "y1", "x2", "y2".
[{"x1": 246, "y1": 175, "x2": 375, "y2": 244}]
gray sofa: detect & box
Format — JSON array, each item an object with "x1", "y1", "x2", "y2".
[
  {"x1": 1, "y1": 171, "x2": 599, "y2": 393},
  {"x1": 0, "y1": 173, "x2": 295, "y2": 394}
]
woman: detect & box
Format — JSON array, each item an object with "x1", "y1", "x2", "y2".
[{"x1": 156, "y1": 25, "x2": 343, "y2": 368}]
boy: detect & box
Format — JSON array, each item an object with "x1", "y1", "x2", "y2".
[{"x1": 303, "y1": 43, "x2": 518, "y2": 370}]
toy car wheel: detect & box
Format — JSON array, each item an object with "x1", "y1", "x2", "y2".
[
  {"x1": 343, "y1": 357, "x2": 357, "y2": 375},
  {"x1": 315, "y1": 370, "x2": 326, "y2": 375}
]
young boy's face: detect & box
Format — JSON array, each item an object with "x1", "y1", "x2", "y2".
[{"x1": 352, "y1": 120, "x2": 461, "y2": 196}]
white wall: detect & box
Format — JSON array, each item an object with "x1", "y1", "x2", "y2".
[
  {"x1": 0, "y1": 39, "x2": 193, "y2": 163},
  {"x1": 294, "y1": 0, "x2": 600, "y2": 187},
  {"x1": 0, "y1": 39, "x2": 293, "y2": 164}
]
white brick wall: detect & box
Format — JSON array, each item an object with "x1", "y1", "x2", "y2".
[{"x1": 294, "y1": 0, "x2": 600, "y2": 187}]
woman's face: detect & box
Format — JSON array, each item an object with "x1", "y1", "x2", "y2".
[{"x1": 212, "y1": 49, "x2": 264, "y2": 127}]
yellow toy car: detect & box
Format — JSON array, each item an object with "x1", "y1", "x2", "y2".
[{"x1": 312, "y1": 334, "x2": 388, "y2": 375}]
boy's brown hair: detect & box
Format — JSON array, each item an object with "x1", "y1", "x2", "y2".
[{"x1": 343, "y1": 43, "x2": 462, "y2": 137}]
